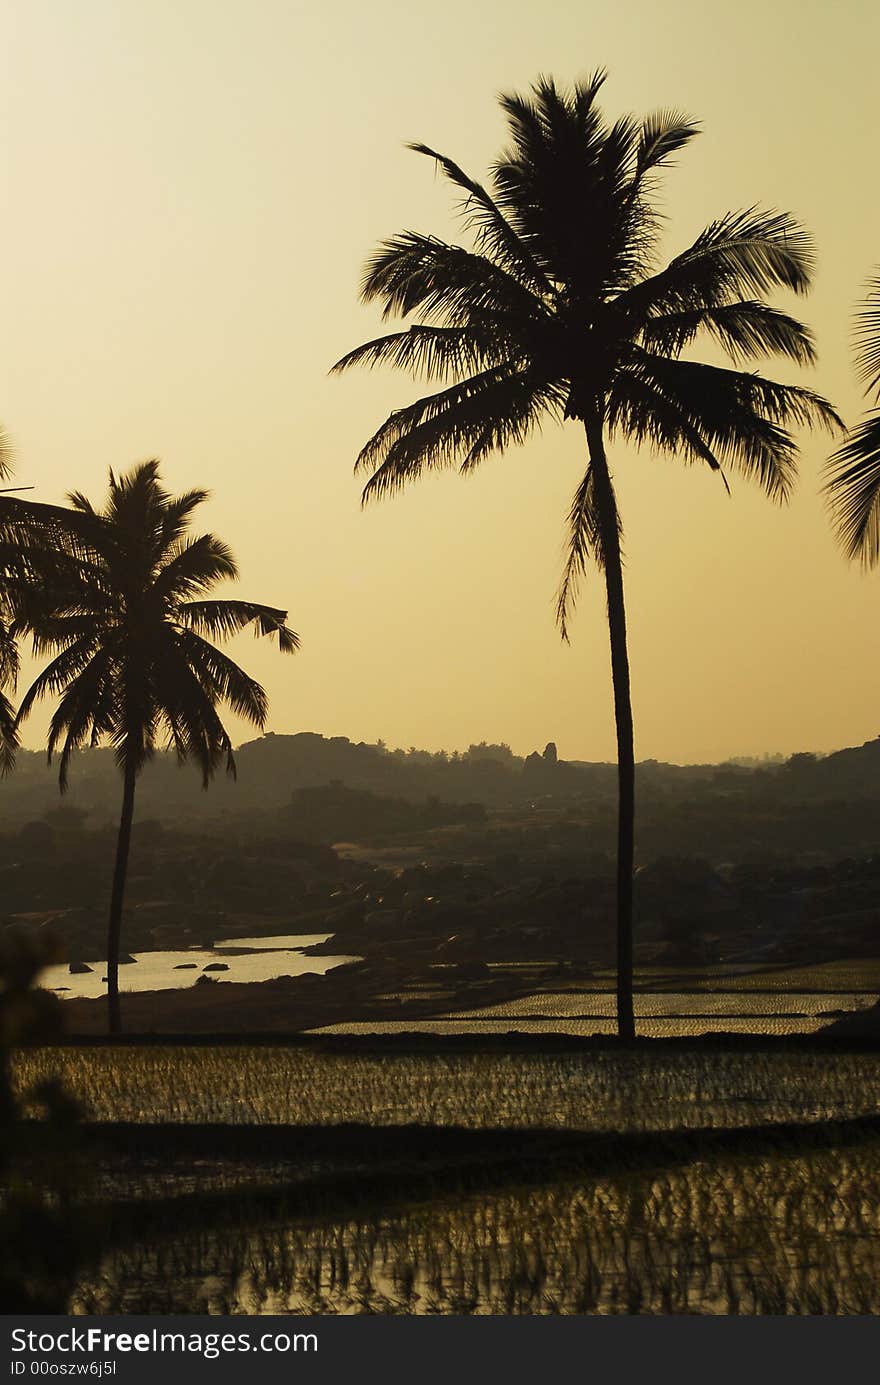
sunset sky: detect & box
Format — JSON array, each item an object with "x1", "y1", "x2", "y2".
[{"x1": 4, "y1": 0, "x2": 879, "y2": 766}]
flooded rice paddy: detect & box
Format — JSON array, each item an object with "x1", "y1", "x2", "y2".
[
  {"x1": 70, "y1": 1137, "x2": 880, "y2": 1314},
  {"x1": 309, "y1": 987, "x2": 877, "y2": 1038},
  {"x1": 14, "y1": 1044, "x2": 880, "y2": 1314}
]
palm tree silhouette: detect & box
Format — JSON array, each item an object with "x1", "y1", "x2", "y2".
[
  {"x1": 11, "y1": 461, "x2": 298, "y2": 1033},
  {"x1": 824, "y1": 270, "x2": 880, "y2": 563},
  {"x1": 333, "y1": 73, "x2": 840, "y2": 1038}
]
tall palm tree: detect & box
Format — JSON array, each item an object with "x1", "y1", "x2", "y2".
[
  {"x1": 11, "y1": 460, "x2": 298, "y2": 1033},
  {"x1": 332, "y1": 73, "x2": 840, "y2": 1038},
  {"x1": 824, "y1": 270, "x2": 880, "y2": 562}
]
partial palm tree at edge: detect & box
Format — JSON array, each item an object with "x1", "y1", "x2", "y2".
[
  {"x1": 824, "y1": 270, "x2": 880, "y2": 564},
  {"x1": 10, "y1": 461, "x2": 298, "y2": 1034},
  {"x1": 332, "y1": 72, "x2": 841, "y2": 1039}
]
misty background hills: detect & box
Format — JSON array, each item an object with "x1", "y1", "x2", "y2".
[
  {"x1": 3, "y1": 732, "x2": 880, "y2": 863},
  {"x1": 5, "y1": 732, "x2": 880, "y2": 975}
]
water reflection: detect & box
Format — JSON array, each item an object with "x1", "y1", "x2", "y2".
[
  {"x1": 40, "y1": 934, "x2": 359, "y2": 1001},
  {"x1": 307, "y1": 988, "x2": 877, "y2": 1038},
  {"x1": 71, "y1": 1140, "x2": 880, "y2": 1314}
]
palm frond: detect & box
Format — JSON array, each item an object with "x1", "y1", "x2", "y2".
[
  {"x1": 0, "y1": 690, "x2": 17, "y2": 776},
  {"x1": 497, "y1": 71, "x2": 607, "y2": 171},
  {"x1": 158, "y1": 488, "x2": 211, "y2": 554},
  {"x1": 0, "y1": 614, "x2": 17, "y2": 775},
  {"x1": 0, "y1": 492, "x2": 101, "y2": 557},
  {"x1": 177, "y1": 600, "x2": 299, "y2": 652},
  {"x1": 0, "y1": 427, "x2": 13, "y2": 482},
  {"x1": 14, "y1": 635, "x2": 104, "y2": 729},
  {"x1": 358, "y1": 233, "x2": 549, "y2": 331},
  {"x1": 634, "y1": 111, "x2": 700, "y2": 179},
  {"x1": 173, "y1": 629, "x2": 269, "y2": 725},
  {"x1": 103, "y1": 459, "x2": 168, "y2": 526},
  {"x1": 44, "y1": 648, "x2": 117, "y2": 792},
  {"x1": 640, "y1": 301, "x2": 816, "y2": 367},
  {"x1": 154, "y1": 641, "x2": 237, "y2": 785},
  {"x1": 607, "y1": 367, "x2": 729, "y2": 484},
  {"x1": 853, "y1": 271, "x2": 880, "y2": 402},
  {"x1": 628, "y1": 351, "x2": 841, "y2": 501},
  {"x1": 0, "y1": 621, "x2": 19, "y2": 690},
  {"x1": 331, "y1": 324, "x2": 503, "y2": 382},
  {"x1": 555, "y1": 466, "x2": 614, "y2": 640},
  {"x1": 620, "y1": 209, "x2": 816, "y2": 326},
  {"x1": 357, "y1": 367, "x2": 563, "y2": 501},
  {"x1": 823, "y1": 412, "x2": 880, "y2": 565},
  {"x1": 406, "y1": 142, "x2": 553, "y2": 295},
  {"x1": 151, "y1": 534, "x2": 239, "y2": 600},
  {"x1": 25, "y1": 613, "x2": 110, "y2": 659}
]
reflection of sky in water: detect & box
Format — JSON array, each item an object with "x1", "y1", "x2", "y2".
[
  {"x1": 74, "y1": 1144, "x2": 880, "y2": 1315},
  {"x1": 450, "y1": 990, "x2": 879, "y2": 1018},
  {"x1": 40, "y1": 933, "x2": 359, "y2": 1000},
  {"x1": 308, "y1": 988, "x2": 877, "y2": 1038},
  {"x1": 307, "y1": 1017, "x2": 832, "y2": 1036},
  {"x1": 215, "y1": 934, "x2": 332, "y2": 951}
]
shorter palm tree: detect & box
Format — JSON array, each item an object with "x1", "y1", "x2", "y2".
[
  {"x1": 11, "y1": 461, "x2": 298, "y2": 1033},
  {"x1": 825, "y1": 270, "x2": 880, "y2": 563}
]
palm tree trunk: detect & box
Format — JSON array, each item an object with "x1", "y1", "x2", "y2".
[
  {"x1": 585, "y1": 416, "x2": 636, "y2": 1041},
  {"x1": 107, "y1": 754, "x2": 137, "y2": 1035}
]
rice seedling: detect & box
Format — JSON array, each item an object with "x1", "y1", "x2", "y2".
[
  {"x1": 14, "y1": 1041, "x2": 880, "y2": 1314},
  {"x1": 13, "y1": 1045, "x2": 880, "y2": 1132},
  {"x1": 67, "y1": 1136, "x2": 880, "y2": 1315}
]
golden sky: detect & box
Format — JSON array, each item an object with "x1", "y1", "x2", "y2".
[{"x1": 4, "y1": 0, "x2": 879, "y2": 766}]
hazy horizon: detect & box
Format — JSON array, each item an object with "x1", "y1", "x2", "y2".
[
  {"x1": 5, "y1": 0, "x2": 880, "y2": 766},
  {"x1": 7, "y1": 720, "x2": 868, "y2": 772}
]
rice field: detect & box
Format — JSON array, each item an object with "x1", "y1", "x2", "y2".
[
  {"x1": 70, "y1": 1134, "x2": 880, "y2": 1315},
  {"x1": 450, "y1": 991, "x2": 875, "y2": 1018},
  {"x1": 309, "y1": 987, "x2": 876, "y2": 1037},
  {"x1": 522, "y1": 960, "x2": 880, "y2": 992},
  {"x1": 14, "y1": 1042, "x2": 880, "y2": 1314},
  {"x1": 14, "y1": 1043, "x2": 880, "y2": 1130}
]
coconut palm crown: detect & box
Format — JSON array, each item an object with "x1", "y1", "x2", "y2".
[
  {"x1": 824, "y1": 269, "x2": 880, "y2": 563},
  {"x1": 332, "y1": 72, "x2": 841, "y2": 1038}
]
